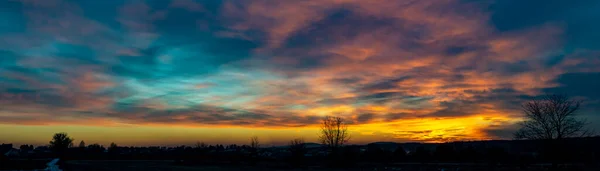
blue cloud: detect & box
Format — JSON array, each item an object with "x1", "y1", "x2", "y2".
[
  {"x1": 0, "y1": 1, "x2": 26, "y2": 35},
  {"x1": 543, "y1": 72, "x2": 600, "y2": 99},
  {"x1": 0, "y1": 0, "x2": 599, "y2": 137},
  {"x1": 490, "y1": 0, "x2": 600, "y2": 49}
]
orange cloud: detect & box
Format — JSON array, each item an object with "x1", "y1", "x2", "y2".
[
  {"x1": 3, "y1": 0, "x2": 598, "y2": 145},
  {"x1": 209, "y1": 0, "x2": 575, "y2": 142}
]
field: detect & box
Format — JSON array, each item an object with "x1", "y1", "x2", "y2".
[
  {"x1": 66, "y1": 160, "x2": 310, "y2": 171},
  {"x1": 62, "y1": 160, "x2": 600, "y2": 171}
]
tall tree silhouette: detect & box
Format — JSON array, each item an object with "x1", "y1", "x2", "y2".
[
  {"x1": 109, "y1": 142, "x2": 118, "y2": 154},
  {"x1": 49, "y1": 132, "x2": 73, "y2": 154},
  {"x1": 515, "y1": 94, "x2": 592, "y2": 140},
  {"x1": 78, "y1": 140, "x2": 86, "y2": 148},
  {"x1": 318, "y1": 116, "x2": 350, "y2": 150}
]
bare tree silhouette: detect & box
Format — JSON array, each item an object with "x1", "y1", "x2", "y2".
[
  {"x1": 289, "y1": 138, "x2": 305, "y2": 149},
  {"x1": 288, "y1": 138, "x2": 306, "y2": 165},
  {"x1": 318, "y1": 116, "x2": 350, "y2": 150},
  {"x1": 250, "y1": 136, "x2": 260, "y2": 149},
  {"x1": 289, "y1": 138, "x2": 305, "y2": 155},
  {"x1": 514, "y1": 94, "x2": 593, "y2": 140},
  {"x1": 49, "y1": 132, "x2": 73, "y2": 154}
]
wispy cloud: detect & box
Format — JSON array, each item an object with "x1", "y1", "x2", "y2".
[{"x1": 1, "y1": 0, "x2": 599, "y2": 143}]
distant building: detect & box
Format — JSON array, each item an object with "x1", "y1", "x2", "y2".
[
  {"x1": 34, "y1": 146, "x2": 51, "y2": 153},
  {"x1": 4, "y1": 148, "x2": 20, "y2": 157}
]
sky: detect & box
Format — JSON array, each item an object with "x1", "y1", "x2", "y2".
[{"x1": 1, "y1": 0, "x2": 600, "y2": 147}]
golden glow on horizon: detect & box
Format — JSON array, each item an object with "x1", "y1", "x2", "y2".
[
  {"x1": 351, "y1": 114, "x2": 521, "y2": 143},
  {"x1": 0, "y1": 113, "x2": 521, "y2": 146}
]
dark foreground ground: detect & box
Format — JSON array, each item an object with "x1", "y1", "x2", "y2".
[{"x1": 62, "y1": 160, "x2": 600, "y2": 171}]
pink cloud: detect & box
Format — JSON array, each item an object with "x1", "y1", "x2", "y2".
[
  {"x1": 216, "y1": 0, "x2": 573, "y2": 126},
  {"x1": 67, "y1": 72, "x2": 115, "y2": 93},
  {"x1": 118, "y1": 1, "x2": 166, "y2": 32}
]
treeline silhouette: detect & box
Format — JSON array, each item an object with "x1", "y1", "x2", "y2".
[
  {"x1": 2, "y1": 94, "x2": 599, "y2": 170},
  {"x1": 3, "y1": 136, "x2": 600, "y2": 167}
]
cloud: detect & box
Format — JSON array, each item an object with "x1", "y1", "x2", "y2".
[
  {"x1": 1, "y1": 0, "x2": 599, "y2": 143},
  {"x1": 543, "y1": 72, "x2": 600, "y2": 99},
  {"x1": 489, "y1": 0, "x2": 600, "y2": 50},
  {"x1": 356, "y1": 113, "x2": 375, "y2": 123},
  {"x1": 169, "y1": 0, "x2": 205, "y2": 12},
  {"x1": 482, "y1": 126, "x2": 519, "y2": 140}
]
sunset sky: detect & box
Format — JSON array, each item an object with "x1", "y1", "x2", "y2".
[{"x1": 1, "y1": 0, "x2": 599, "y2": 147}]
